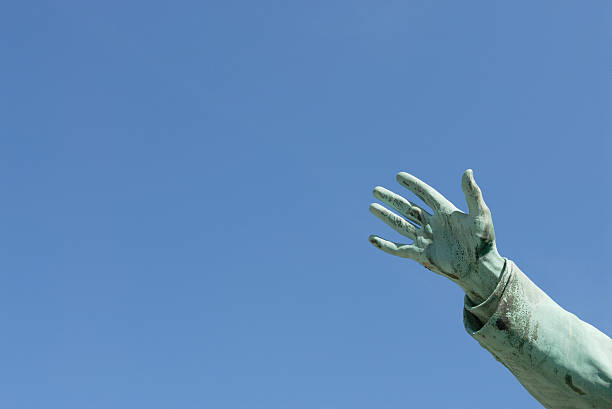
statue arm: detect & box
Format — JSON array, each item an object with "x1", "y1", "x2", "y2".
[
  {"x1": 369, "y1": 170, "x2": 612, "y2": 408},
  {"x1": 464, "y1": 259, "x2": 612, "y2": 408}
]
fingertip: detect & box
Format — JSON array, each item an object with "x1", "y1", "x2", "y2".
[
  {"x1": 372, "y1": 186, "x2": 384, "y2": 198},
  {"x1": 396, "y1": 171, "x2": 409, "y2": 181},
  {"x1": 461, "y1": 170, "x2": 471, "y2": 190},
  {"x1": 463, "y1": 168, "x2": 478, "y2": 186},
  {"x1": 368, "y1": 235, "x2": 381, "y2": 248},
  {"x1": 396, "y1": 172, "x2": 415, "y2": 188}
]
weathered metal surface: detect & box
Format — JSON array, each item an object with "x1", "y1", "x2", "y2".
[
  {"x1": 369, "y1": 170, "x2": 612, "y2": 408},
  {"x1": 465, "y1": 260, "x2": 612, "y2": 408},
  {"x1": 369, "y1": 169, "x2": 505, "y2": 304}
]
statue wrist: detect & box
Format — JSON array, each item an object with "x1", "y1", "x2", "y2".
[{"x1": 462, "y1": 248, "x2": 505, "y2": 305}]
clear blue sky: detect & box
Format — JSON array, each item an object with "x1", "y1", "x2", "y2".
[{"x1": 1, "y1": 1, "x2": 611, "y2": 408}]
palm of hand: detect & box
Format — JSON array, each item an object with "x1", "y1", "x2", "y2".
[{"x1": 420, "y1": 209, "x2": 495, "y2": 281}]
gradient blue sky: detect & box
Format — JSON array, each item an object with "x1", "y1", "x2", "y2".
[{"x1": 2, "y1": 1, "x2": 611, "y2": 408}]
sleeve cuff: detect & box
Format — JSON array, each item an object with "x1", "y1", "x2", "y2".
[{"x1": 464, "y1": 258, "x2": 511, "y2": 330}]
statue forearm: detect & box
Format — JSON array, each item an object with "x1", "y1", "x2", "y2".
[{"x1": 464, "y1": 260, "x2": 612, "y2": 409}]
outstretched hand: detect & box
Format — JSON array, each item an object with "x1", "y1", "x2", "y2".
[{"x1": 369, "y1": 169, "x2": 505, "y2": 304}]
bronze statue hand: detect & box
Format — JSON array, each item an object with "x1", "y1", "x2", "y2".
[{"x1": 369, "y1": 169, "x2": 505, "y2": 304}]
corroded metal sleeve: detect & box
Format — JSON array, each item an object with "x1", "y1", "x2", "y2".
[{"x1": 464, "y1": 260, "x2": 612, "y2": 409}]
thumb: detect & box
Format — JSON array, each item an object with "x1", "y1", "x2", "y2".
[{"x1": 462, "y1": 169, "x2": 488, "y2": 216}]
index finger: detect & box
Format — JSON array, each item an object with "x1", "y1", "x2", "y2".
[{"x1": 396, "y1": 172, "x2": 455, "y2": 212}]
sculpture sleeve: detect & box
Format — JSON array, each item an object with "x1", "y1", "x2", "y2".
[{"x1": 463, "y1": 260, "x2": 612, "y2": 409}]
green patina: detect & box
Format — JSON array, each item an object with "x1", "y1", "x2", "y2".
[{"x1": 369, "y1": 169, "x2": 612, "y2": 409}]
